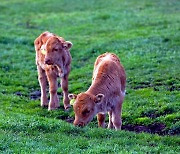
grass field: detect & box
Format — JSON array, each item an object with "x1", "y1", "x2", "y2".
[{"x1": 0, "y1": 0, "x2": 180, "y2": 153}]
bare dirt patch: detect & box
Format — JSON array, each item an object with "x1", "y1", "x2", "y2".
[
  {"x1": 29, "y1": 90, "x2": 63, "y2": 100},
  {"x1": 122, "y1": 123, "x2": 166, "y2": 135},
  {"x1": 30, "y1": 90, "x2": 41, "y2": 100}
]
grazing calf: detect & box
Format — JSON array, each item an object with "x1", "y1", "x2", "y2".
[
  {"x1": 34, "y1": 31, "x2": 72, "y2": 110},
  {"x1": 69, "y1": 53, "x2": 126, "y2": 130}
]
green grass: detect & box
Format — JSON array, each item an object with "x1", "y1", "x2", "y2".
[{"x1": 0, "y1": 0, "x2": 180, "y2": 153}]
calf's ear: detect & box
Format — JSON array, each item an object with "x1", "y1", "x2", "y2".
[
  {"x1": 68, "y1": 94, "x2": 77, "y2": 100},
  {"x1": 95, "y1": 94, "x2": 104, "y2": 103},
  {"x1": 63, "y1": 41, "x2": 73, "y2": 49},
  {"x1": 34, "y1": 38, "x2": 42, "y2": 51}
]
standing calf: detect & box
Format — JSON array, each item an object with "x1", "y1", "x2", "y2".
[
  {"x1": 69, "y1": 53, "x2": 126, "y2": 130},
  {"x1": 34, "y1": 31, "x2": 72, "y2": 110}
]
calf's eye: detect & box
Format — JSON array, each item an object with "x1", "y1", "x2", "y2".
[
  {"x1": 82, "y1": 109, "x2": 90, "y2": 116},
  {"x1": 54, "y1": 48, "x2": 58, "y2": 52}
]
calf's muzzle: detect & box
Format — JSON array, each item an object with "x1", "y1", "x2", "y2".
[{"x1": 45, "y1": 58, "x2": 53, "y2": 65}]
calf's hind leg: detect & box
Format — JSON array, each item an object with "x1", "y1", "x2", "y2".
[{"x1": 61, "y1": 74, "x2": 71, "y2": 110}]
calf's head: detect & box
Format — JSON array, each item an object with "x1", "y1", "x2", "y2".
[
  {"x1": 42, "y1": 36, "x2": 72, "y2": 65},
  {"x1": 68, "y1": 93, "x2": 104, "y2": 127}
]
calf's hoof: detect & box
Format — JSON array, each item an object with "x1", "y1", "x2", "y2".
[
  {"x1": 48, "y1": 103, "x2": 60, "y2": 111},
  {"x1": 48, "y1": 106, "x2": 59, "y2": 111},
  {"x1": 41, "y1": 102, "x2": 49, "y2": 108},
  {"x1": 41, "y1": 104, "x2": 48, "y2": 108}
]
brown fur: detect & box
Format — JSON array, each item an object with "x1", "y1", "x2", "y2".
[
  {"x1": 69, "y1": 53, "x2": 126, "y2": 130},
  {"x1": 34, "y1": 31, "x2": 73, "y2": 110}
]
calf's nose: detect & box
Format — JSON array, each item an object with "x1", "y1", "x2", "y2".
[
  {"x1": 74, "y1": 121, "x2": 84, "y2": 127},
  {"x1": 45, "y1": 59, "x2": 52, "y2": 65}
]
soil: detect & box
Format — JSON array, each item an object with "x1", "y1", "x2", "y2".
[
  {"x1": 30, "y1": 90, "x2": 41, "y2": 100},
  {"x1": 63, "y1": 116, "x2": 176, "y2": 136},
  {"x1": 15, "y1": 92, "x2": 23, "y2": 96},
  {"x1": 29, "y1": 90, "x2": 63, "y2": 100},
  {"x1": 65, "y1": 117, "x2": 74, "y2": 123},
  {"x1": 121, "y1": 123, "x2": 166, "y2": 135}
]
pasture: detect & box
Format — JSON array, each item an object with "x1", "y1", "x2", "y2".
[{"x1": 0, "y1": 0, "x2": 179, "y2": 153}]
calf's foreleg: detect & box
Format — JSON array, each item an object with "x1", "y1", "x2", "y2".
[
  {"x1": 108, "y1": 111, "x2": 115, "y2": 129},
  {"x1": 46, "y1": 70, "x2": 59, "y2": 110},
  {"x1": 97, "y1": 113, "x2": 106, "y2": 128},
  {"x1": 37, "y1": 65, "x2": 48, "y2": 107},
  {"x1": 112, "y1": 103, "x2": 123, "y2": 130}
]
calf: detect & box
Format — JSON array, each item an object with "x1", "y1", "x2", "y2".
[
  {"x1": 69, "y1": 53, "x2": 126, "y2": 130},
  {"x1": 34, "y1": 31, "x2": 72, "y2": 110}
]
